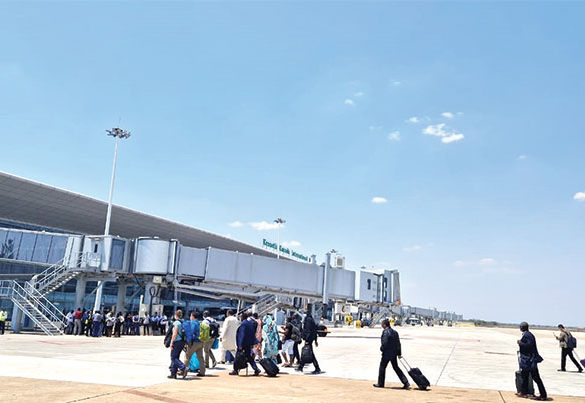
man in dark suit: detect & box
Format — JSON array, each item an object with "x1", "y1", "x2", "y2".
[
  {"x1": 229, "y1": 311, "x2": 260, "y2": 376},
  {"x1": 373, "y1": 319, "x2": 410, "y2": 389},
  {"x1": 295, "y1": 304, "x2": 322, "y2": 374},
  {"x1": 517, "y1": 322, "x2": 547, "y2": 400}
]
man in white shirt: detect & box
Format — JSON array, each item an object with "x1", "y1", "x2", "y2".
[{"x1": 219, "y1": 309, "x2": 239, "y2": 363}]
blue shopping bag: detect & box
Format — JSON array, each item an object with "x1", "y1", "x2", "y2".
[
  {"x1": 212, "y1": 338, "x2": 219, "y2": 349},
  {"x1": 189, "y1": 353, "x2": 200, "y2": 371}
]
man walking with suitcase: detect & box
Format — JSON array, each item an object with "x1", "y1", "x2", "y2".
[
  {"x1": 517, "y1": 322, "x2": 547, "y2": 400},
  {"x1": 373, "y1": 319, "x2": 410, "y2": 389}
]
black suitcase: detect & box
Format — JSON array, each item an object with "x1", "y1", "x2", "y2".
[
  {"x1": 400, "y1": 357, "x2": 430, "y2": 390},
  {"x1": 259, "y1": 358, "x2": 279, "y2": 377},
  {"x1": 515, "y1": 352, "x2": 534, "y2": 395},
  {"x1": 515, "y1": 370, "x2": 534, "y2": 395}
]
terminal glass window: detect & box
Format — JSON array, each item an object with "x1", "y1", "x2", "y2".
[
  {"x1": 367, "y1": 279, "x2": 371, "y2": 290},
  {"x1": 48, "y1": 236, "x2": 68, "y2": 264},
  {"x1": 32, "y1": 233, "x2": 52, "y2": 263},
  {"x1": 17, "y1": 232, "x2": 37, "y2": 261},
  {"x1": 1, "y1": 231, "x2": 22, "y2": 259},
  {"x1": 110, "y1": 239, "x2": 125, "y2": 270}
]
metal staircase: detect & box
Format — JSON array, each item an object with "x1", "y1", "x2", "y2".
[
  {"x1": 251, "y1": 294, "x2": 280, "y2": 317},
  {"x1": 0, "y1": 253, "x2": 85, "y2": 335},
  {"x1": 30, "y1": 255, "x2": 83, "y2": 296},
  {"x1": 369, "y1": 307, "x2": 392, "y2": 327}
]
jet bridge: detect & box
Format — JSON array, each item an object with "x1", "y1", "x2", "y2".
[{"x1": 131, "y1": 240, "x2": 357, "y2": 301}]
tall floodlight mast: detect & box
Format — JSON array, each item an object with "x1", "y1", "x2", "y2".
[{"x1": 93, "y1": 127, "x2": 131, "y2": 312}]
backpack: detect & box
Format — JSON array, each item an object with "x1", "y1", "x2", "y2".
[
  {"x1": 567, "y1": 333, "x2": 577, "y2": 349},
  {"x1": 199, "y1": 322, "x2": 211, "y2": 342},
  {"x1": 291, "y1": 325, "x2": 302, "y2": 343},
  {"x1": 164, "y1": 324, "x2": 174, "y2": 348},
  {"x1": 183, "y1": 320, "x2": 200, "y2": 344},
  {"x1": 163, "y1": 320, "x2": 185, "y2": 348},
  {"x1": 209, "y1": 321, "x2": 220, "y2": 338}
]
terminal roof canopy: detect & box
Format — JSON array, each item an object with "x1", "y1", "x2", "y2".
[{"x1": 0, "y1": 171, "x2": 275, "y2": 258}]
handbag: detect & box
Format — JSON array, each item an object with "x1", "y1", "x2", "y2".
[
  {"x1": 234, "y1": 350, "x2": 248, "y2": 371},
  {"x1": 301, "y1": 343, "x2": 314, "y2": 365},
  {"x1": 212, "y1": 338, "x2": 219, "y2": 349}
]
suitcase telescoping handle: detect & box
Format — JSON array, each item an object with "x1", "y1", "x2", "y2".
[{"x1": 399, "y1": 356, "x2": 412, "y2": 371}]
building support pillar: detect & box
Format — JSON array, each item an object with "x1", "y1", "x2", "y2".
[
  {"x1": 11, "y1": 305, "x2": 23, "y2": 333},
  {"x1": 143, "y1": 282, "x2": 159, "y2": 315}
]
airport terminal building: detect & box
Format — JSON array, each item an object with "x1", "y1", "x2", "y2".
[{"x1": 0, "y1": 171, "x2": 459, "y2": 335}]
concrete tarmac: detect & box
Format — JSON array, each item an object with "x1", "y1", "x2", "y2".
[{"x1": 0, "y1": 325, "x2": 583, "y2": 402}]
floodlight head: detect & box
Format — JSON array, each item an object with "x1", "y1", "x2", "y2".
[{"x1": 106, "y1": 127, "x2": 131, "y2": 139}]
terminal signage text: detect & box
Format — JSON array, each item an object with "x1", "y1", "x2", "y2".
[{"x1": 262, "y1": 239, "x2": 309, "y2": 262}]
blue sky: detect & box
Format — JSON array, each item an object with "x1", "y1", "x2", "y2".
[{"x1": 1, "y1": 2, "x2": 584, "y2": 326}]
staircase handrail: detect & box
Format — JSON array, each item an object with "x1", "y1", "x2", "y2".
[{"x1": 17, "y1": 282, "x2": 66, "y2": 326}]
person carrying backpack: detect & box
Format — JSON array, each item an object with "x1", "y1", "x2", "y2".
[
  {"x1": 295, "y1": 304, "x2": 322, "y2": 374},
  {"x1": 182, "y1": 311, "x2": 206, "y2": 376},
  {"x1": 168, "y1": 309, "x2": 187, "y2": 379},
  {"x1": 555, "y1": 324, "x2": 583, "y2": 372},
  {"x1": 202, "y1": 310, "x2": 218, "y2": 369}
]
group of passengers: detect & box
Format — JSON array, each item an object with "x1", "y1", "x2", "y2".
[
  {"x1": 63, "y1": 307, "x2": 168, "y2": 337},
  {"x1": 165, "y1": 304, "x2": 322, "y2": 379}
]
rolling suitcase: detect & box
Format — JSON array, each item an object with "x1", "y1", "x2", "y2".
[
  {"x1": 574, "y1": 351, "x2": 585, "y2": 370},
  {"x1": 399, "y1": 357, "x2": 430, "y2": 390},
  {"x1": 259, "y1": 358, "x2": 279, "y2": 377},
  {"x1": 515, "y1": 352, "x2": 534, "y2": 395}
]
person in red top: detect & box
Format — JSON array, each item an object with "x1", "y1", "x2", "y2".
[{"x1": 73, "y1": 308, "x2": 83, "y2": 335}]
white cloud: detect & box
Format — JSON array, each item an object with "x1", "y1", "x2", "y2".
[
  {"x1": 344, "y1": 99, "x2": 355, "y2": 106},
  {"x1": 574, "y1": 192, "x2": 585, "y2": 202},
  {"x1": 391, "y1": 80, "x2": 402, "y2": 86},
  {"x1": 423, "y1": 123, "x2": 447, "y2": 137},
  {"x1": 354, "y1": 91, "x2": 364, "y2": 97},
  {"x1": 423, "y1": 123, "x2": 464, "y2": 144},
  {"x1": 371, "y1": 197, "x2": 388, "y2": 204},
  {"x1": 228, "y1": 221, "x2": 244, "y2": 228},
  {"x1": 369, "y1": 125, "x2": 382, "y2": 131},
  {"x1": 406, "y1": 116, "x2": 420, "y2": 124},
  {"x1": 282, "y1": 240, "x2": 301, "y2": 248},
  {"x1": 517, "y1": 155, "x2": 528, "y2": 160},
  {"x1": 453, "y1": 260, "x2": 466, "y2": 267},
  {"x1": 403, "y1": 245, "x2": 422, "y2": 253},
  {"x1": 249, "y1": 221, "x2": 283, "y2": 230},
  {"x1": 441, "y1": 112, "x2": 454, "y2": 119},
  {"x1": 478, "y1": 258, "x2": 496, "y2": 265},
  {"x1": 387, "y1": 131, "x2": 401, "y2": 142},
  {"x1": 225, "y1": 234, "x2": 232, "y2": 239},
  {"x1": 442, "y1": 133, "x2": 464, "y2": 143}
]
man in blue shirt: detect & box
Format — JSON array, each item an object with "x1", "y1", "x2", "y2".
[{"x1": 152, "y1": 313, "x2": 160, "y2": 336}]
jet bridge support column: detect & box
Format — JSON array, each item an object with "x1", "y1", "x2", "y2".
[
  {"x1": 322, "y1": 252, "x2": 331, "y2": 319},
  {"x1": 116, "y1": 281, "x2": 127, "y2": 314},
  {"x1": 74, "y1": 276, "x2": 87, "y2": 309}
]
